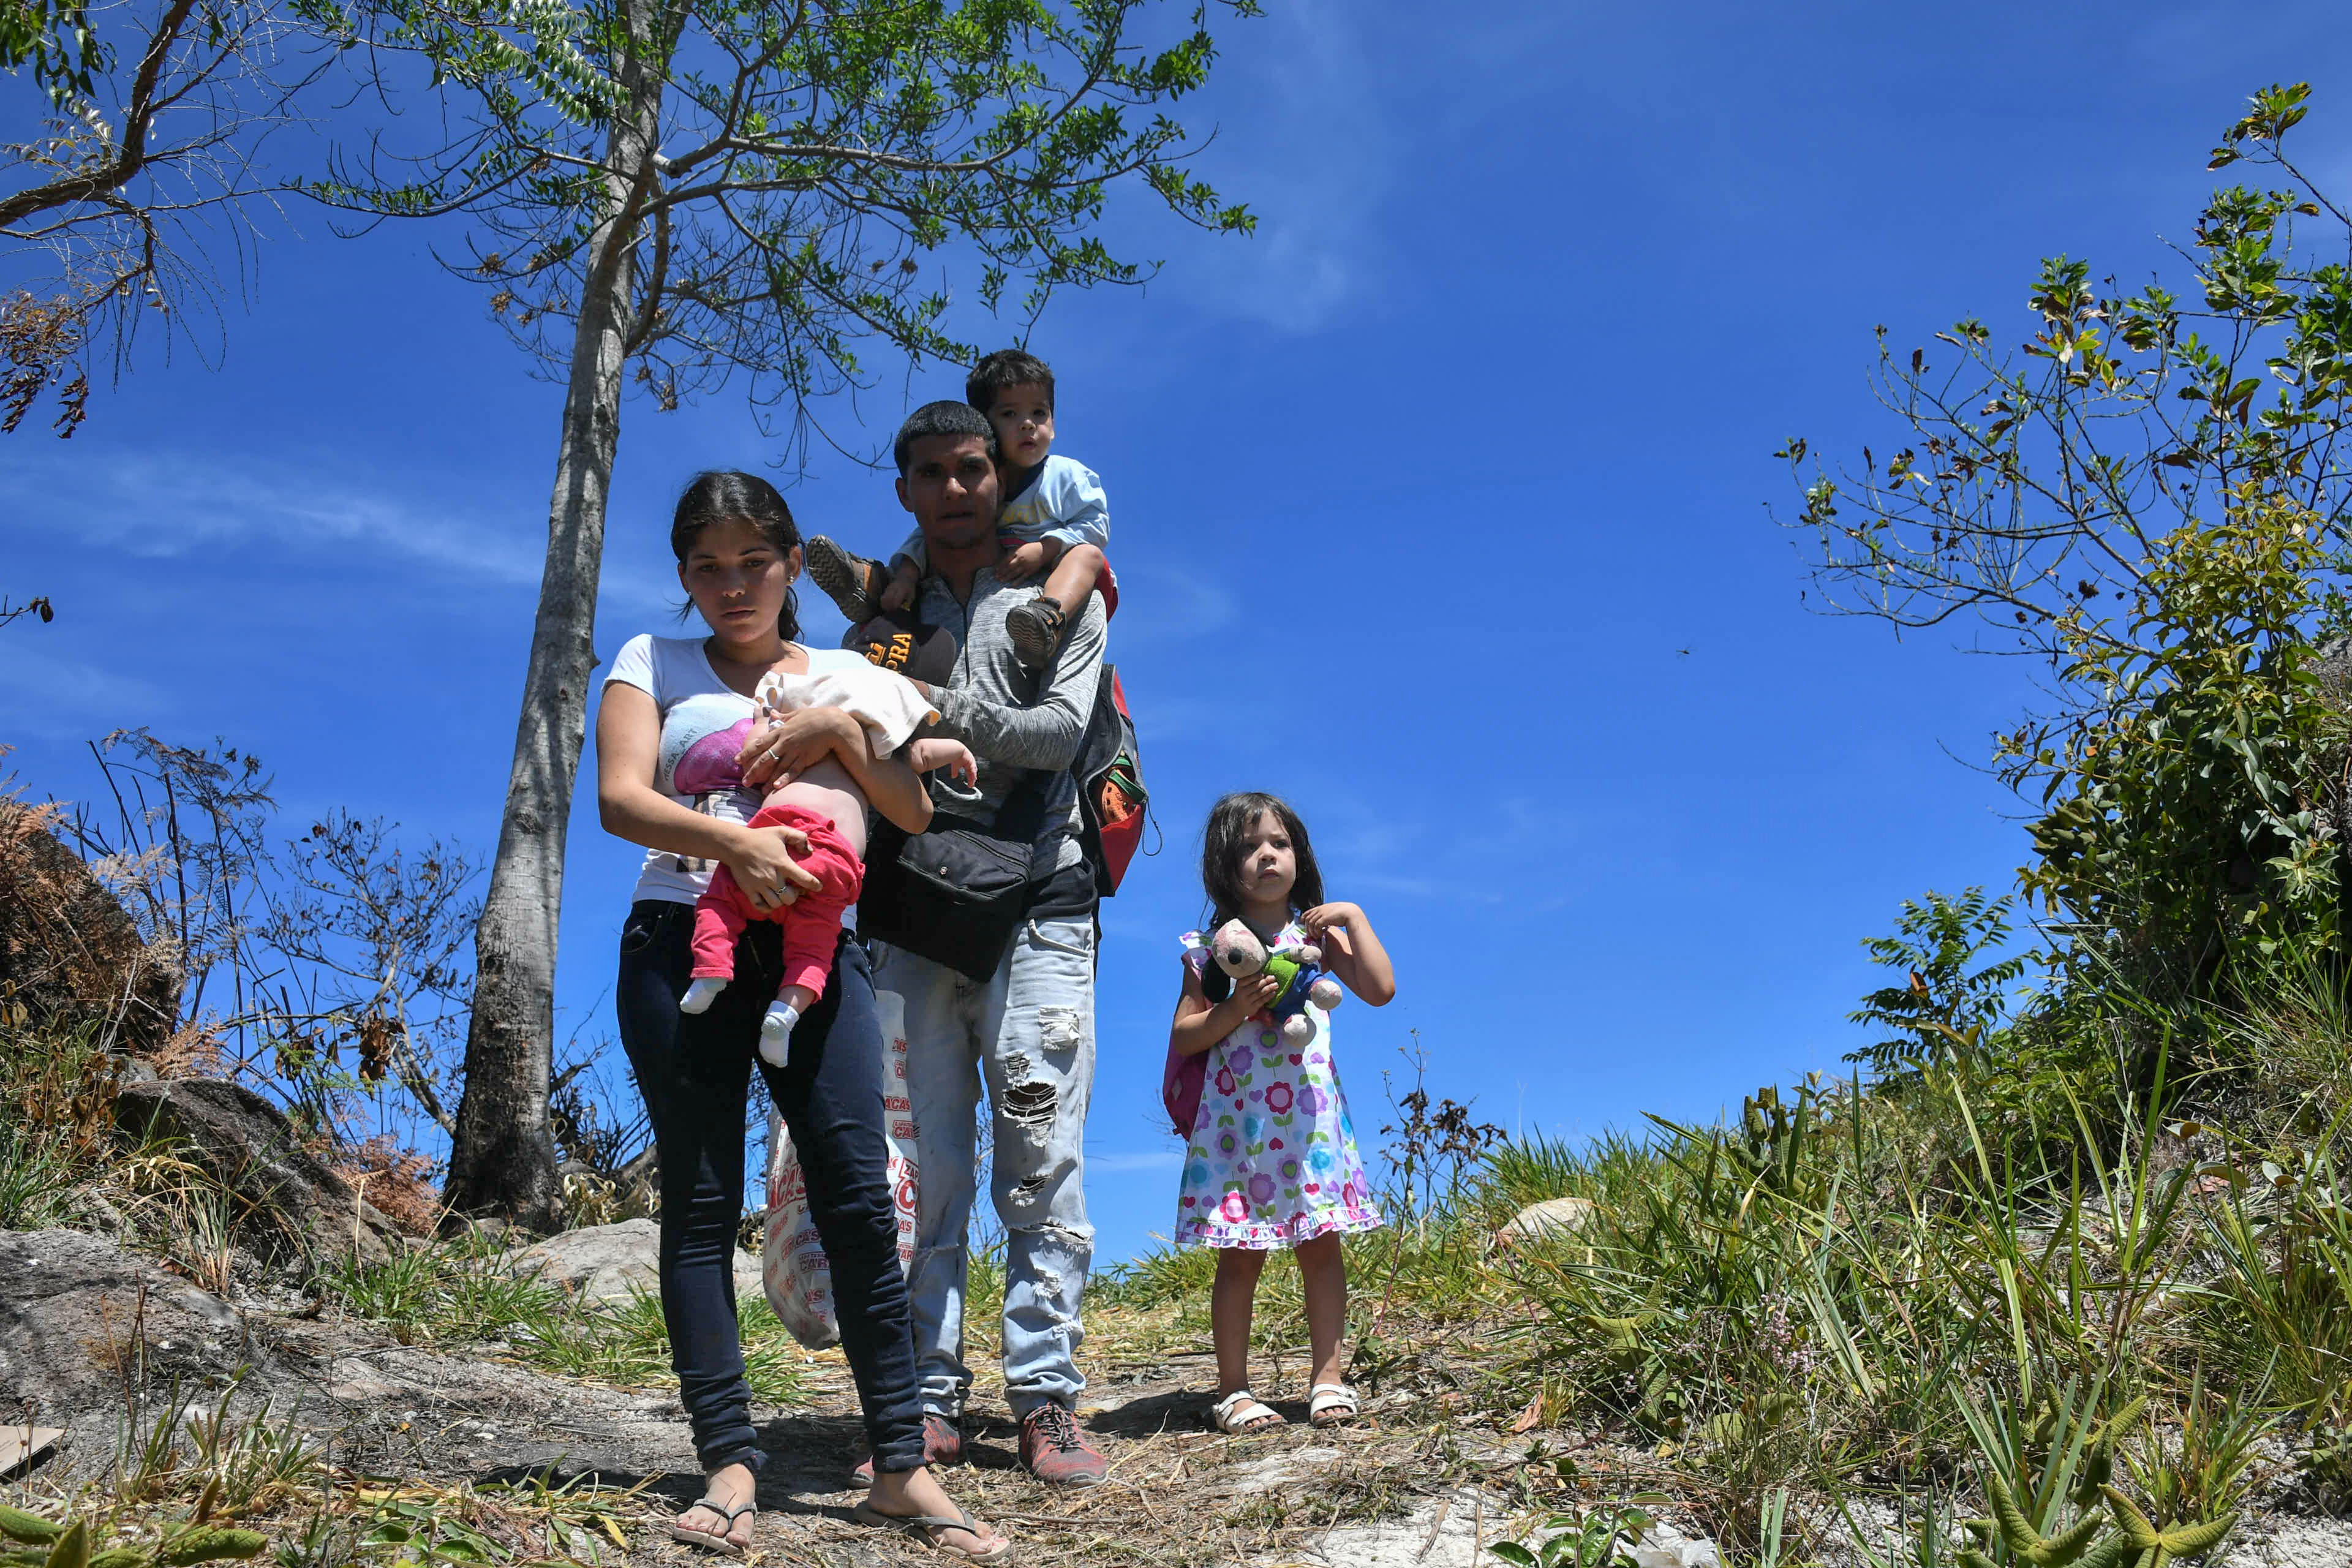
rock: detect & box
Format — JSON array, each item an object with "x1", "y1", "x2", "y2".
[
  {"x1": 1493, "y1": 1196, "x2": 1597, "y2": 1249},
  {"x1": 0, "y1": 801, "x2": 182, "y2": 1054},
  {"x1": 0, "y1": 1227, "x2": 710, "y2": 1487},
  {"x1": 0, "y1": 1229, "x2": 248, "y2": 1420},
  {"x1": 1224, "y1": 1444, "x2": 1346, "y2": 1489},
  {"x1": 2223, "y1": 1515, "x2": 2352, "y2": 1568},
  {"x1": 113, "y1": 1079, "x2": 404, "y2": 1268},
  {"x1": 1287, "y1": 1488, "x2": 1503, "y2": 1567},
  {"x1": 1632, "y1": 1523, "x2": 1722, "y2": 1568},
  {"x1": 516, "y1": 1218, "x2": 761, "y2": 1305}
]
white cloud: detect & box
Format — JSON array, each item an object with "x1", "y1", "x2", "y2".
[
  {"x1": 0, "y1": 645, "x2": 167, "y2": 737},
  {"x1": 0, "y1": 448, "x2": 676, "y2": 613},
  {"x1": 1110, "y1": 562, "x2": 1237, "y2": 651},
  {"x1": 1314, "y1": 789, "x2": 1568, "y2": 910},
  {"x1": 1164, "y1": 1, "x2": 1393, "y2": 333}
]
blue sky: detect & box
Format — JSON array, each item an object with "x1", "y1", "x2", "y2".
[{"x1": 7, "y1": 0, "x2": 2348, "y2": 1262}]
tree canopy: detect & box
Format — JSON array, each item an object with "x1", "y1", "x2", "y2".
[
  {"x1": 323, "y1": 0, "x2": 1257, "y2": 450},
  {"x1": 2, "y1": 0, "x2": 337, "y2": 433}
]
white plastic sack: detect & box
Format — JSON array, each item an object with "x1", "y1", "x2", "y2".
[{"x1": 761, "y1": 986, "x2": 920, "y2": 1350}]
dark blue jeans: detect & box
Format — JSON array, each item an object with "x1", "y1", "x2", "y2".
[{"x1": 616, "y1": 900, "x2": 925, "y2": 1474}]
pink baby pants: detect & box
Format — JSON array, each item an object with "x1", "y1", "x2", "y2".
[{"x1": 689, "y1": 804, "x2": 865, "y2": 1001}]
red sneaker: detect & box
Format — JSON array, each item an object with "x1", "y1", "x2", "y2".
[
  {"x1": 1019, "y1": 1403, "x2": 1107, "y2": 1488},
  {"x1": 853, "y1": 1412, "x2": 964, "y2": 1483}
]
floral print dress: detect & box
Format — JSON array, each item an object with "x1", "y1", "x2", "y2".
[{"x1": 1175, "y1": 924, "x2": 1384, "y2": 1249}]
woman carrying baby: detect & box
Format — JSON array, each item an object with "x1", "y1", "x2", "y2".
[{"x1": 597, "y1": 471, "x2": 1009, "y2": 1561}]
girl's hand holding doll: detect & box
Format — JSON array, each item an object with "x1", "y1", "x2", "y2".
[
  {"x1": 1299, "y1": 902, "x2": 1362, "y2": 940},
  {"x1": 1301, "y1": 902, "x2": 1396, "y2": 1006},
  {"x1": 1224, "y1": 970, "x2": 1284, "y2": 1021},
  {"x1": 1170, "y1": 968, "x2": 1282, "y2": 1058}
]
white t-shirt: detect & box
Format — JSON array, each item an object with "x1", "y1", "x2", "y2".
[{"x1": 605, "y1": 633, "x2": 871, "y2": 905}]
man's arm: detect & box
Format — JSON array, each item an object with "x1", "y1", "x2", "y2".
[{"x1": 928, "y1": 598, "x2": 1106, "y2": 771}]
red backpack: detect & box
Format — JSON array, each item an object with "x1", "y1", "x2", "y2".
[
  {"x1": 1074, "y1": 666, "x2": 1148, "y2": 895},
  {"x1": 1074, "y1": 666, "x2": 1191, "y2": 1134}
]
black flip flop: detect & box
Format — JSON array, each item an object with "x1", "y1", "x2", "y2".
[
  {"x1": 852, "y1": 1499, "x2": 1013, "y2": 1562},
  {"x1": 665, "y1": 1496, "x2": 756, "y2": 1556}
]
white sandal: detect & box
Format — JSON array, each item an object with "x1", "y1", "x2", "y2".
[
  {"x1": 1210, "y1": 1388, "x2": 1286, "y2": 1433},
  {"x1": 1308, "y1": 1383, "x2": 1360, "y2": 1427}
]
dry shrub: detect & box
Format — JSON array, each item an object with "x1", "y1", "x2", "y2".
[
  {"x1": 0, "y1": 791, "x2": 183, "y2": 1053},
  {"x1": 0, "y1": 1017, "x2": 119, "y2": 1172},
  {"x1": 333, "y1": 1134, "x2": 443, "y2": 1237},
  {"x1": 147, "y1": 1020, "x2": 229, "y2": 1081}
]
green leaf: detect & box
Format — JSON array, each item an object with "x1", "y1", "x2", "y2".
[
  {"x1": 43, "y1": 1523, "x2": 89, "y2": 1568},
  {"x1": 157, "y1": 1529, "x2": 266, "y2": 1566},
  {"x1": 0, "y1": 1514, "x2": 61, "y2": 1549}
]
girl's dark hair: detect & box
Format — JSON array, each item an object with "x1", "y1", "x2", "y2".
[
  {"x1": 1200, "y1": 791, "x2": 1324, "y2": 927},
  {"x1": 670, "y1": 470, "x2": 801, "y2": 641}
]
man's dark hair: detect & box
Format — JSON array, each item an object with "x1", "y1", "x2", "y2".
[
  {"x1": 893, "y1": 399, "x2": 998, "y2": 474},
  {"x1": 966, "y1": 348, "x2": 1054, "y2": 414}
]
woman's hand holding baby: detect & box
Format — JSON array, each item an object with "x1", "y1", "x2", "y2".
[
  {"x1": 739, "y1": 704, "x2": 858, "y2": 787},
  {"x1": 725, "y1": 819, "x2": 820, "y2": 911}
]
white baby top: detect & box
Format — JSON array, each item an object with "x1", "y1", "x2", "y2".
[
  {"x1": 755, "y1": 664, "x2": 936, "y2": 760},
  {"x1": 604, "y1": 633, "x2": 875, "y2": 905}
]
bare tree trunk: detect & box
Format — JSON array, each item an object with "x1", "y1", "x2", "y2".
[{"x1": 442, "y1": 9, "x2": 666, "y2": 1231}]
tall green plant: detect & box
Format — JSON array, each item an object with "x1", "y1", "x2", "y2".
[
  {"x1": 2022, "y1": 493, "x2": 2346, "y2": 996},
  {"x1": 1784, "y1": 84, "x2": 2352, "y2": 1003},
  {"x1": 1850, "y1": 888, "x2": 2026, "y2": 1077}
]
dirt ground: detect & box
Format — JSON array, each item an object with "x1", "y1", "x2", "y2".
[
  {"x1": 9, "y1": 1228, "x2": 2350, "y2": 1568},
  {"x1": 300, "y1": 1327, "x2": 1508, "y2": 1567}
]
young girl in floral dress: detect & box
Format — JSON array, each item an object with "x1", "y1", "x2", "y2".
[{"x1": 1169, "y1": 792, "x2": 1397, "y2": 1434}]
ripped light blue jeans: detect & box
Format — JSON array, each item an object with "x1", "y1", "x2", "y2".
[{"x1": 870, "y1": 914, "x2": 1096, "y2": 1418}]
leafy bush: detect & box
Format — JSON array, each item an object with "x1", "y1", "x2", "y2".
[
  {"x1": 2021, "y1": 494, "x2": 2348, "y2": 1003},
  {"x1": 1784, "y1": 85, "x2": 2352, "y2": 1009},
  {"x1": 1849, "y1": 889, "x2": 2026, "y2": 1079}
]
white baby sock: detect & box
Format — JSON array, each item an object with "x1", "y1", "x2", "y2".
[
  {"x1": 759, "y1": 1001, "x2": 800, "y2": 1066},
  {"x1": 679, "y1": 976, "x2": 726, "y2": 1014}
]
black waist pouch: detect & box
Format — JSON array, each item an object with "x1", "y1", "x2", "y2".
[{"x1": 859, "y1": 774, "x2": 1047, "y2": 982}]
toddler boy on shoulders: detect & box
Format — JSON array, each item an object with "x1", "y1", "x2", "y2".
[{"x1": 807, "y1": 347, "x2": 1116, "y2": 671}]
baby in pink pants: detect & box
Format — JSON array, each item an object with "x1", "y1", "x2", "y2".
[{"x1": 674, "y1": 665, "x2": 972, "y2": 1063}]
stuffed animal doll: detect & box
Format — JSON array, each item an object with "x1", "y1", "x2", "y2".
[{"x1": 1208, "y1": 918, "x2": 1344, "y2": 1046}]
